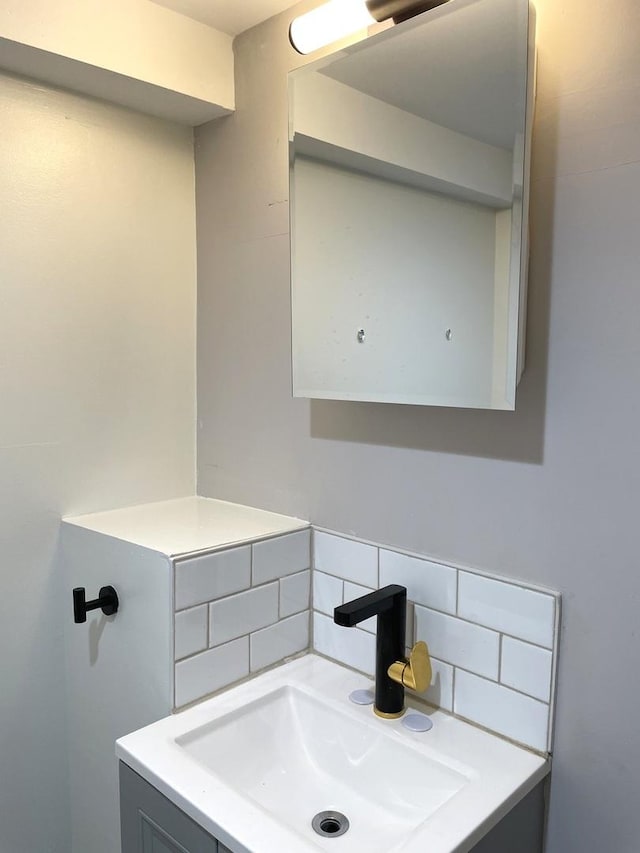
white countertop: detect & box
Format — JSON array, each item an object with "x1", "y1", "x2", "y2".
[{"x1": 63, "y1": 496, "x2": 309, "y2": 557}]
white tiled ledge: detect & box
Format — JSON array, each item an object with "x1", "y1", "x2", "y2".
[{"x1": 312, "y1": 530, "x2": 560, "y2": 754}]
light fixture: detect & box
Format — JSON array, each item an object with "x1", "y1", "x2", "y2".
[{"x1": 289, "y1": 0, "x2": 449, "y2": 54}]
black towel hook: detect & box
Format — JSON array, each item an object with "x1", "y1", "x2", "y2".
[{"x1": 73, "y1": 586, "x2": 119, "y2": 624}]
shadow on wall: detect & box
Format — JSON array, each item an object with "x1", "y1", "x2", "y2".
[{"x1": 309, "y1": 61, "x2": 559, "y2": 466}]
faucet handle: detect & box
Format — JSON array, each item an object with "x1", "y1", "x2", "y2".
[{"x1": 387, "y1": 641, "x2": 432, "y2": 694}]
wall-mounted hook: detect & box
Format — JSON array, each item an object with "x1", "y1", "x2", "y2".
[{"x1": 73, "y1": 586, "x2": 119, "y2": 624}]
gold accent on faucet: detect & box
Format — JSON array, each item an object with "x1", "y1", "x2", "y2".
[
  {"x1": 373, "y1": 707, "x2": 406, "y2": 720},
  {"x1": 387, "y1": 641, "x2": 432, "y2": 693}
]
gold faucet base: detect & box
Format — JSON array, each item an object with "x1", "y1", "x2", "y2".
[{"x1": 373, "y1": 706, "x2": 406, "y2": 719}]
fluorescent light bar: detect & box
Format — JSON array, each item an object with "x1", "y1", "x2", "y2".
[{"x1": 289, "y1": 0, "x2": 376, "y2": 55}]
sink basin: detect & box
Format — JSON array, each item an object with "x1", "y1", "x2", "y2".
[
  {"x1": 176, "y1": 685, "x2": 468, "y2": 852},
  {"x1": 117, "y1": 655, "x2": 548, "y2": 853}
]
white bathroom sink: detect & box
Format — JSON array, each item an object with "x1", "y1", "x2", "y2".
[
  {"x1": 176, "y1": 685, "x2": 468, "y2": 852},
  {"x1": 116, "y1": 655, "x2": 548, "y2": 853}
]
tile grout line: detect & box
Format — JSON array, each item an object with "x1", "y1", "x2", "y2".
[
  {"x1": 452, "y1": 666, "x2": 457, "y2": 713},
  {"x1": 454, "y1": 663, "x2": 550, "y2": 706},
  {"x1": 499, "y1": 631, "x2": 555, "y2": 653},
  {"x1": 494, "y1": 630, "x2": 554, "y2": 653},
  {"x1": 278, "y1": 575, "x2": 283, "y2": 620},
  {"x1": 208, "y1": 601, "x2": 214, "y2": 649}
]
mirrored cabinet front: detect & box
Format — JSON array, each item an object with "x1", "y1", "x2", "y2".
[{"x1": 289, "y1": 0, "x2": 536, "y2": 410}]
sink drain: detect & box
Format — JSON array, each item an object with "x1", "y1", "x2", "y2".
[{"x1": 312, "y1": 811, "x2": 350, "y2": 838}]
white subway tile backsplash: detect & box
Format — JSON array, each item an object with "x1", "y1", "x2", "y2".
[
  {"x1": 313, "y1": 612, "x2": 375, "y2": 675},
  {"x1": 314, "y1": 532, "x2": 378, "y2": 588},
  {"x1": 414, "y1": 605, "x2": 500, "y2": 680},
  {"x1": 343, "y1": 582, "x2": 377, "y2": 633},
  {"x1": 253, "y1": 530, "x2": 310, "y2": 585},
  {"x1": 419, "y1": 657, "x2": 454, "y2": 712},
  {"x1": 454, "y1": 669, "x2": 549, "y2": 752},
  {"x1": 175, "y1": 546, "x2": 251, "y2": 610},
  {"x1": 171, "y1": 525, "x2": 560, "y2": 754},
  {"x1": 173, "y1": 533, "x2": 317, "y2": 709},
  {"x1": 313, "y1": 571, "x2": 343, "y2": 616},
  {"x1": 306, "y1": 529, "x2": 560, "y2": 752},
  {"x1": 380, "y1": 550, "x2": 457, "y2": 615},
  {"x1": 210, "y1": 583, "x2": 279, "y2": 646},
  {"x1": 174, "y1": 605, "x2": 208, "y2": 661},
  {"x1": 279, "y1": 570, "x2": 310, "y2": 618},
  {"x1": 501, "y1": 637, "x2": 553, "y2": 702},
  {"x1": 250, "y1": 611, "x2": 309, "y2": 672},
  {"x1": 458, "y1": 572, "x2": 556, "y2": 648},
  {"x1": 175, "y1": 638, "x2": 249, "y2": 708}
]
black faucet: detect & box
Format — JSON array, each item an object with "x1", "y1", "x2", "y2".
[{"x1": 334, "y1": 584, "x2": 430, "y2": 718}]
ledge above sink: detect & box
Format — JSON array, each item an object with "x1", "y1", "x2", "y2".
[{"x1": 116, "y1": 654, "x2": 549, "y2": 853}]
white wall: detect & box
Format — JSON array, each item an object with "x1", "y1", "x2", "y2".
[
  {"x1": 195, "y1": 0, "x2": 640, "y2": 850},
  {"x1": 0, "y1": 73, "x2": 196, "y2": 852}
]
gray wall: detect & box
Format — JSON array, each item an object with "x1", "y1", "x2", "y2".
[
  {"x1": 195, "y1": 1, "x2": 640, "y2": 850},
  {"x1": 1, "y1": 73, "x2": 196, "y2": 852}
]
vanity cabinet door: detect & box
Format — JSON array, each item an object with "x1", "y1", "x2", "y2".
[{"x1": 120, "y1": 762, "x2": 219, "y2": 853}]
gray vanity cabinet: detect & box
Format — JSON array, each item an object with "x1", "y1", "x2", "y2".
[{"x1": 120, "y1": 763, "x2": 228, "y2": 853}]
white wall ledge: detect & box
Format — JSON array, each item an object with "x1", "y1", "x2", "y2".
[
  {"x1": 0, "y1": 0, "x2": 235, "y2": 125},
  {"x1": 63, "y1": 497, "x2": 309, "y2": 558}
]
